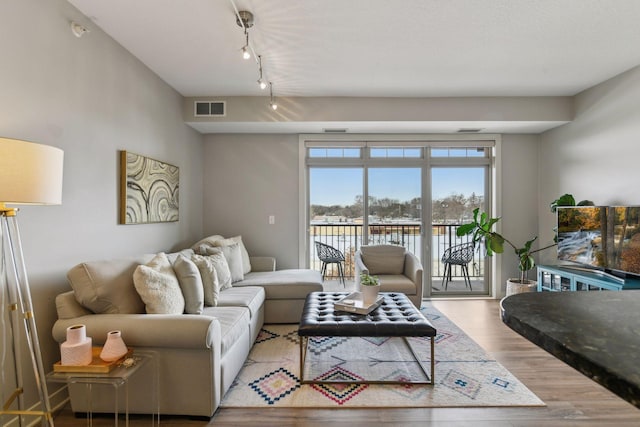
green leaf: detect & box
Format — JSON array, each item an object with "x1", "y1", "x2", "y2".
[
  {"x1": 456, "y1": 223, "x2": 475, "y2": 236},
  {"x1": 550, "y1": 193, "x2": 576, "y2": 212},
  {"x1": 519, "y1": 255, "x2": 535, "y2": 271},
  {"x1": 488, "y1": 234, "x2": 504, "y2": 254}
]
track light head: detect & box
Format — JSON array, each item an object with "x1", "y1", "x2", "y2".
[
  {"x1": 241, "y1": 31, "x2": 251, "y2": 60},
  {"x1": 269, "y1": 82, "x2": 277, "y2": 110}
]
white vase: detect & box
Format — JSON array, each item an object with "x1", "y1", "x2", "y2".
[
  {"x1": 60, "y1": 324, "x2": 92, "y2": 366},
  {"x1": 361, "y1": 284, "x2": 380, "y2": 305},
  {"x1": 100, "y1": 330, "x2": 128, "y2": 362}
]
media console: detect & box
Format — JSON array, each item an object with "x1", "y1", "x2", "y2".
[{"x1": 537, "y1": 264, "x2": 640, "y2": 292}]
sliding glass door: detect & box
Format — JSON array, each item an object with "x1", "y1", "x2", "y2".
[
  {"x1": 304, "y1": 138, "x2": 495, "y2": 298},
  {"x1": 431, "y1": 166, "x2": 488, "y2": 295},
  {"x1": 309, "y1": 168, "x2": 363, "y2": 280}
]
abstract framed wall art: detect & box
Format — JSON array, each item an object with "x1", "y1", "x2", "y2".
[{"x1": 119, "y1": 151, "x2": 179, "y2": 224}]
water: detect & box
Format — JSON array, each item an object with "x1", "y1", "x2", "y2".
[{"x1": 558, "y1": 230, "x2": 601, "y2": 266}]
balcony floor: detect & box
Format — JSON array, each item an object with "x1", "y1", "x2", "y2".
[{"x1": 321, "y1": 277, "x2": 490, "y2": 297}]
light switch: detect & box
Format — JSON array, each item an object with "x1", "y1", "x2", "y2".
[{"x1": 268, "y1": 215, "x2": 275, "y2": 225}]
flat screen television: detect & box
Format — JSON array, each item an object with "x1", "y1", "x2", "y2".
[{"x1": 557, "y1": 206, "x2": 640, "y2": 278}]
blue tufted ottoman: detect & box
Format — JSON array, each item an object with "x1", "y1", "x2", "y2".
[{"x1": 298, "y1": 291, "x2": 436, "y2": 385}]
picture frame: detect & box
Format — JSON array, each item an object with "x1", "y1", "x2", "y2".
[{"x1": 119, "y1": 150, "x2": 179, "y2": 224}]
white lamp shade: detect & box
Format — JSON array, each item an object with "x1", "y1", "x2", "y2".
[{"x1": 0, "y1": 137, "x2": 64, "y2": 205}]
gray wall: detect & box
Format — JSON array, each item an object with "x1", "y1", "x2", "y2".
[
  {"x1": 203, "y1": 133, "x2": 541, "y2": 293},
  {"x1": 499, "y1": 135, "x2": 541, "y2": 287},
  {"x1": 1, "y1": 0, "x2": 203, "y2": 408},
  {"x1": 203, "y1": 134, "x2": 300, "y2": 268},
  {"x1": 538, "y1": 65, "x2": 640, "y2": 264}
]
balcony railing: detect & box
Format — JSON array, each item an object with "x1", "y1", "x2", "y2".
[{"x1": 310, "y1": 222, "x2": 484, "y2": 281}]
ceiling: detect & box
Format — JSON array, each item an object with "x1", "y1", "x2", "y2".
[{"x1": 68, "y1": 0, "x2": 640, "y2": 133}]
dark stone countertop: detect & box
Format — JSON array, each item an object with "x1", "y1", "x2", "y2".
[{"x1": 501, "y1": 291, "x2": 640, "y2": 408}]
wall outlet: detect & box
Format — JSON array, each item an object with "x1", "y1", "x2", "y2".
[{"x1": 268, "y1": 215, "x2": 275, "y2": 225}]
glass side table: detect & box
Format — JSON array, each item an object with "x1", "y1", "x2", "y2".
[{"x1": 47, "y1": 350, "x2": 158, "y2": 427}]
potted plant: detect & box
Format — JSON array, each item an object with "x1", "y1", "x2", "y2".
[
  {"x1": 360, "y1": 272, "x2": 380, "y2": 303},
  {"x1": 456, "y1": 208, "x2": 556, "y2": 295},
  {"x1": 458, "y1": 194, "x2": 594, "y2": 296}
]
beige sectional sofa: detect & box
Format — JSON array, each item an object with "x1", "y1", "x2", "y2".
[{"x1": 51, "y1": 236, "x2": 323, "y2": 418}]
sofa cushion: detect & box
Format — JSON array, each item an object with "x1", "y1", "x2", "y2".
[
  {"x1": 173, "y1": 254, "x2": 204, "y2": 314},
  {"x1": 360, "y1": 245, "x2": 406, "y2": 275},
  {"x1": 212, "y1": 235, "x2": 252, "y2": 274},
  {"x1": 377, "y1": 274, "x2": 418, "y2": 295},
  {"x1": 202, "y1": 306, "x2": 250, "y2": 356},
  {"x1": 133, "y1": 253, "x2": 185, "y2": 315},
  {"x1": 217, "y1": 286, "x2": 265, "y2": 319},
  {"x1": 191, "y1": 254, "x2": 221, "y2": 306},
  {"x1": 234, "y1": 269, "x2": 323, "y2": 299},
  {"x1": 67, "y1": 255, "x2": 154, "y2": 314}
]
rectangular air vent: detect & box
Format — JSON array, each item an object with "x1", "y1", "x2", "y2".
[
  {"x1": 457, "y1": 128, "x2": 483, "y2": 133},
  {"x1": 194, "y1": 101, "x2": 226, "y2": 117},
  {"x1": 323, "y1": 128, "x2": 348, "y2": 133}
]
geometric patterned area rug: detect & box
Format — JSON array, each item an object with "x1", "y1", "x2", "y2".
[{"x1": 220, "y1": 303, "x2": 545, "y2": 408}]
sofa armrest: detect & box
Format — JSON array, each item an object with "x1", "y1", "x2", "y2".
[
  {"x1": 52, "y1": 314, "x2": 221, "y2": 350},
  {"x1": 354, "y1": 251, "x2": 369, "y2": 279},
  {"x1": 250, "y1": 256, "x2": 276, "y2": 272},
  {"x1": 404, "y1": 252, "x2": 424, "y2": 300},
  {"x1": 56, "y1": 290, "x2": 92, "y2": 319}
]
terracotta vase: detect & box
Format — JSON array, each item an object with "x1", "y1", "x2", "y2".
[{"x1": 100, "y1": 330, "x2": 128, "y2": 362}]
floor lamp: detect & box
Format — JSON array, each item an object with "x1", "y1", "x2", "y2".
[{"x1": 0, "y1": 138, "x2": 64, "y2": 427}]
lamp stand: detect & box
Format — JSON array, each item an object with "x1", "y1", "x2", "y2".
[{"x1": 1, "y1": 206, "x2": 54, "y2": 426}]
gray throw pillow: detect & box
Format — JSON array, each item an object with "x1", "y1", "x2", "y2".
[
  {"x1": 199, "y1": 246, "x2": 233, "y2": 290},
  {"x1": 173, "y1": 254, "x2": 204, "y2": 314},
  {"x1": 191, "y1": 254, "x2": 221, "y2": 306}
]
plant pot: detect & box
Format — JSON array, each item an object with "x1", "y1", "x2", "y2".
[
  {"x1": 361, "y1": 284, "x2": 380, "y2": 304},
  {"x1": 505, "y1": 278, "x2": 537, "y2": 297}
]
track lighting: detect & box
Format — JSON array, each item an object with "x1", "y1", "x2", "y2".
[
  {"x1": 269, "y1": 82, "x2": 278, "y2": 110},
  {"x1": 231, "y1": 5, "x2": 279, "y2": 110}
]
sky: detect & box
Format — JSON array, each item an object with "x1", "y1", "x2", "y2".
[{"x1": 310, "y1": 168, "x2": 484, "y2": 206}]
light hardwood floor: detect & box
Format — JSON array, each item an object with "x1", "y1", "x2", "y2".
[{"x1": 52, "y1": 299, "x2": 640, "y2": 426}]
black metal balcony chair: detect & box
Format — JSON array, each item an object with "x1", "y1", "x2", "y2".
[
  {"x1": 441, "y1": 242, "x2": 475, "y2": 290},
  {"x1": 315, "y1": 241, "x2": 346, "y2": 286}
]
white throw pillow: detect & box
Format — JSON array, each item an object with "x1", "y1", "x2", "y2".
[
  {"x1": 133, "y1": 253, "x2": 185, "y2": 314},
  {"x1": 212, "y1": 235, "x2": 252, "y2": 274},
  {"x1": 198, "y1": 246, "x2": 233, "y2": 290},
  {"x1": 172, "y1": 254, "x2": 204, "y2": 314},
  {"x1": 190, "y1": 235, "x2": 225, "y2": 253},
  {"x1": 213, "y1": 243, "x2": 244, "y2": 282},
  {"x1": 191, "y1": 254, "x2": 221, "y2": 306}
]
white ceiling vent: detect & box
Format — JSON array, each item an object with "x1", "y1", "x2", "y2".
[{"x1": 194, "y1": 101, "x2": 226, "y2": 117}]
